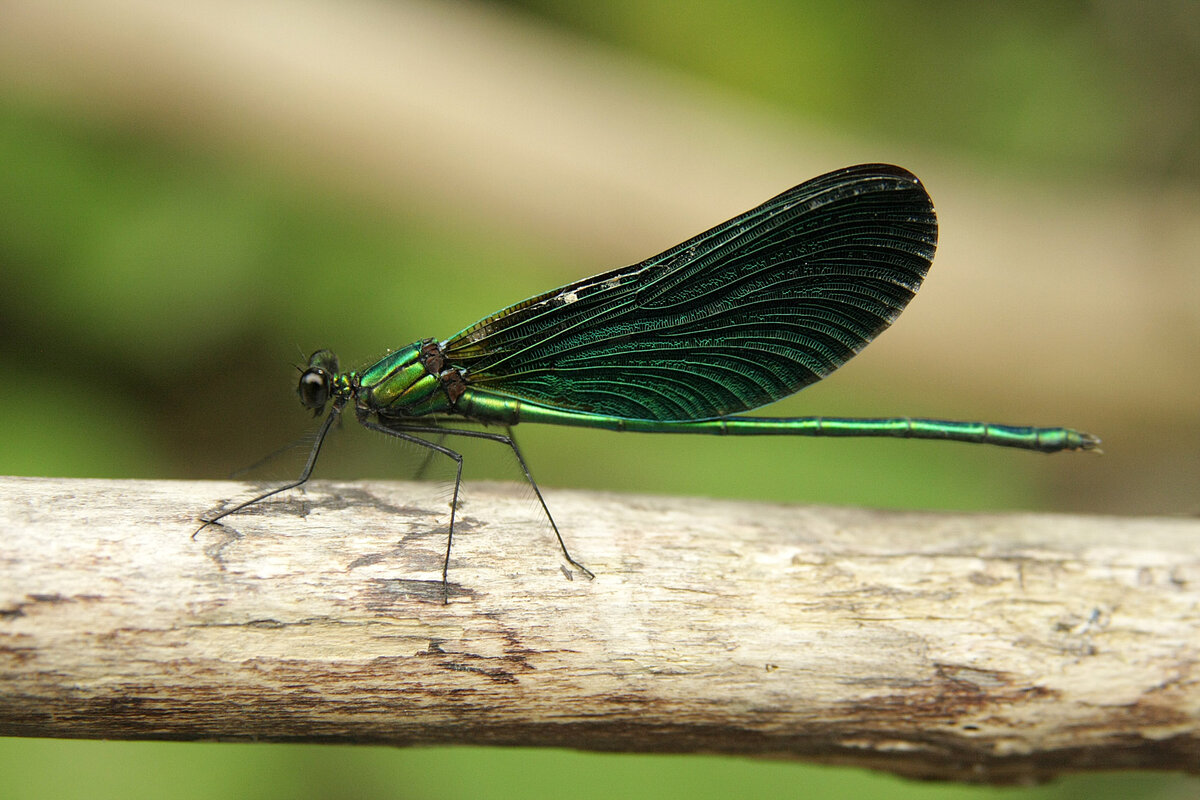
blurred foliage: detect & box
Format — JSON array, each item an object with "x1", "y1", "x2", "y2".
[
  {"x1": 503, "y1": 0, "x2": 1200, "y2": 185},
  {"x1": 2, "y1": 739, "x2": 1194, "y2": 800}
]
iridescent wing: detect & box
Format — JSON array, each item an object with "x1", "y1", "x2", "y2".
[{"x1": 444, "y1": 164, "x2": 936, "y2": 421}]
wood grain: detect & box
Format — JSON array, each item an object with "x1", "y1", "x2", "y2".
[{"x1": 1, "y1": 476, "x2": 1198, "y2": 781}]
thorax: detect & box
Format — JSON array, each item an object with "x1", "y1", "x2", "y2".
[{"x1": 354, "y1": 340, "x2": 466, "y2": 418}]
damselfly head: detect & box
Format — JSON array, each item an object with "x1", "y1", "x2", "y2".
[{"x1": 297, "y1": 349, "x2": 339, "y2": 412}]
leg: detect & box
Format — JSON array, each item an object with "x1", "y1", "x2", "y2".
[
  {"x1": 411, "y1": 433, "x2": 448, "y2": 481},
  {"x1": 360, "y1": 419, "x2": 464, "y2": 602},
  {"x1": 195, "y1": 402, "x2": 343, "y2": 537},
  {"x1": 375, "y1": 421, "x2": 594, "y2": 580}
]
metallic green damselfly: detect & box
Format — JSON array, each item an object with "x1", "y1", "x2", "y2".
[{"x1": 200, "y1": 164, "x2": 1097, "y2": 593}]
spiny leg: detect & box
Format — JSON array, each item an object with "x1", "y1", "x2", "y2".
[
  {"x1": 359, "y1": 419, "x2": 464, "y2": 602},
  {"x1": 378, "y1": 422, "x2": 594, "y2": 580},
  {"x1": 411, "y1": 433, "x2": 448, "y2": 481},
  {"x1": 195, "y1": 402, "x2": 343, "y2": 538}
]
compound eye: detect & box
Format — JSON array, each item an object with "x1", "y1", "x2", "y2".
[{"x1": 298, "y1": 369, "x2": 330, "y2": 410}]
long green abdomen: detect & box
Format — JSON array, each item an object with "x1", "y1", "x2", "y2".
[{"x1": 455, "y1": 389, "x2": 1097, "y2": 454}]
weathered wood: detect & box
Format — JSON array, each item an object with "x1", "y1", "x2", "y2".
[{"x1": 1, "y1": 476, "x2": 1198, "y2": 781}]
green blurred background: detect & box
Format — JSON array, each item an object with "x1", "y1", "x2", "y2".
[{"x1": 1, "y1": 0, "x2": 1197, "y2": 798}]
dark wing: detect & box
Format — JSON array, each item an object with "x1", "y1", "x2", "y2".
[{"x1": 443, "y1": 164, "x2": 936, "y2": 421}]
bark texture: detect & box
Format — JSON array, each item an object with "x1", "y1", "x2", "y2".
[{"x1": 1, "y1": 476, "x2": 1198, "y2": 782}]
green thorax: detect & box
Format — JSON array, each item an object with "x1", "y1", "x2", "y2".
[{"x1": 354, "y1": 339, "x2": 463, "y2": 417}]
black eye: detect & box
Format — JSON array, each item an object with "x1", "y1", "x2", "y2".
[
  {"x1": 298, "y1": 369, "x2": 330, "y2": 410},
  {"x1": 307, "y1": 349, "x2": 339, "y2": 375}
]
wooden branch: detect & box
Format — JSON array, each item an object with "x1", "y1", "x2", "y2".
[{"x1": 2, "y1": 476, "x2": 1198, "y2": 781}]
